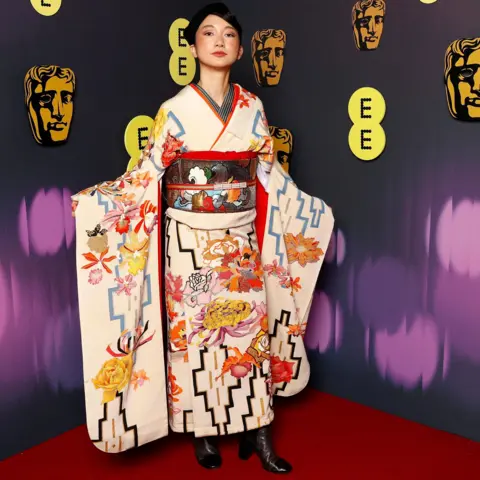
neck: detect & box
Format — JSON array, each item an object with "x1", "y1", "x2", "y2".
[{"x1": 197, "y1": 66, "x2": 231, "y2": 105}]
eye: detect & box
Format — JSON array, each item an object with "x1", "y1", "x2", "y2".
[
  {"x1": 39, "y1": 94, "x2": 52, "y2": 105},
  {"x1": 459, "y1": 67, "x2": 475, "y2": 79},
  {"x1": 62, "y1": 93, "x2": 73, "y2": 104}
]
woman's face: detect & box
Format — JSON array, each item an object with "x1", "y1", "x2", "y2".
[{"x1": 190, "y1": 14, "x2": 243, "y2": 69}]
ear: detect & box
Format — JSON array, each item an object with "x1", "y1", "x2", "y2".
[
  {"x1": 190, "y1": 44, "x2": 197, "y2": 58},
  {"x1": 237, "y1": 45, "x2": 244, "y2": 61}
]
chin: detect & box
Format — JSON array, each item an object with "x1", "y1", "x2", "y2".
[{"x1": 201, "y1": 57, "x2": 237, "y2": 69}]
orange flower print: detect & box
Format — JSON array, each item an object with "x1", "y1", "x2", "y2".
[
  {"x1": 284, "y1": 233, "x2": 324, "y2": 267},
  {"x1": 170, "y1": 320, "x2": 187, "y2": 352},
  {"x1": 82, "y1": 248, "x2": 117, "y2": 274},
  {"x1": 240, "y1": 88, "x2": 257, "y2": 101},
  {"x1": 216, "y1": 347, "x2": 258, "y2": 380},
  {"x1": 131, "y1": 171, "x2": 153, "y2": 189},
  {"x1": 161, "y1": 133, "x2": 185, "y2": 167},
  {"x1": 238, "y1": 93, "x2": 251, "y2": 109},
  {"x1": 288, "y1": 322, "x2": 307, "y2": 337},
  {"x1": 168, "y1": 366, "x2": 183, "y2": 416},
  {"x1": 130, "y1": 369, "x2": 150, "y2": 391},
  {"x1": 134, "y1": 200, "x2": 158, "y2": 235}
]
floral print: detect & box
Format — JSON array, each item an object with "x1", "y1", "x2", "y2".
[
  {"x1": 263, "y1": 259, "x2": 302, "y2": 296},
  {"x1": 214, "y1": 246, "x2": 264, "y2": 293},
  {"x1": 102, "y1": 200, "x2": 140, "y2": 234},
  {"x1": 284, "y1": 232, "x2": 324, "y2": 267},
  {"x1": 188, "y1": 298, "x2": 258, "y2": 348},
  {"x1": 130, "y1": 369, "x2": 150, "y2": 391},
  {"x1": 114, "y1": 274, "x2": 137, "y2": 296},
  {"x1": 134, "y1": 200, "x2": 158, "y2": 235},
  {"x1": 119, "y1": 232, "x2": 149, "y2": 276},
  {"x1": 82, "y1": 249, "x2": 116, "y2": 274},
  {"x1": 88, "y1": 268, "x2": 103, "y2": 285},
  {"x1": 202, "y1": 235, "x2": 240, "y2": 266},
  {"x1": 161, "y1": 133, "x2": 185, "y2": 167},
  {"x1": 168, "y1": 366, "x2": 183, "y2": 416},
  {"x1": 216, "y1": 347, "x2": 257, "y2": 380},
  {"x1": 270, "y1": 355, "x2": 295, "y2": 384},
  {"x1": 183, "y1": 268, "x2": 223, "y2": 307}
]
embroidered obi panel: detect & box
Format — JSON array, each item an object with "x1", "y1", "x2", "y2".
[{"x1": 164, "y1": 151, "x2": 258, "y2": 213}]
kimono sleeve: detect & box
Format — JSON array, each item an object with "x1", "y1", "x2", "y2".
[
  {"x1": 254, "y1": 97, "x2": 275, "y2": 193},
  {"x1": 71, "y1": 102, "x2": 176, "y2": 216},
  {"x1": 134, "y1": 102, "x2": 177, "y2": 177}
]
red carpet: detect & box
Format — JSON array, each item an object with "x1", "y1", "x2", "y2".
[{"x1": 2, "y1": 389, "x2": 479, "y2": 478}]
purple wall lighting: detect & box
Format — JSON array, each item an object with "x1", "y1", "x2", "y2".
[{"x1": 18, "y1": 188, "x2": 75, "y2": 257}]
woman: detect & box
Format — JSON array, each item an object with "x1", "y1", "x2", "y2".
[{"x1": 72, "y1": 2, "x2": 333, "y2": 474}]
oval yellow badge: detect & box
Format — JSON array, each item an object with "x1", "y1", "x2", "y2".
[
  {"x1": 124, "y1": 115, "x2": 154, "y2": 160},
  {"x1": 31, "y1": 0, "x2": 62, "y2": 16},
  {"x1": 348, "y1": 87, "x2": 386, "y2": 161},
  {"x1": 169, "y1": 18, "x2": 196, "y2": 85}
]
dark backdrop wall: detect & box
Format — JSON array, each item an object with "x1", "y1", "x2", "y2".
[{"x1": 2, "y1": 0, "x2": 480, "y2": 461}]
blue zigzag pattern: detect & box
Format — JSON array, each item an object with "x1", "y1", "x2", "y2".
[
  {"x1": 107, "y1": 234, "x2": 152, "y2": 332},
  {"x1": 252, "y1": 109, "x2": 263, "y2": 138},
  {"x1": 97, "y1": 191, "x2": 111, "y2": 215},
  {"x1": 295, "y1": 190, "x2": 309, "y2": 236},
  {"x1": 268, "y1": 175, "x2": 290, "y2": 265},
  {"x1": 310, "y1": 197, "x2": 325, "y2": 229}
]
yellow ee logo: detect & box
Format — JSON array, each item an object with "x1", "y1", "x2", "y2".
[
  {"x1": 348, "y1": 87, "x2": 386, "y2": 161},
  {"x1": 420, "y1": 0, "x2": 437, "y2": 3},
  {"x1": 30, "y1": 0, "x2": 62, "y2": 16},
  {"x1": 124, "y1": 115, "x2": 154, "y2": 171},
  {"x1": 169, "y1": 18, "x2": 196, "y2": 86}
]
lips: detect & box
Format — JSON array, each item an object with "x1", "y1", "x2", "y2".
[
  {"x1": 466, "y1": 97, "x2": 480, "y2": 106},
  {"x1": 212, "y1": 52, "x2": 227, "y2": 57},
  {"x1": 366, "y1": 37, "x2": 378, "y2": 42},
  {"x1": 49, "y1": 122, "x2": 67, "y2": 131}
]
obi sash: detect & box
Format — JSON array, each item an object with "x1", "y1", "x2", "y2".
[{"x1": 164, "y1": 151, "x2": 258, "y2": 213}]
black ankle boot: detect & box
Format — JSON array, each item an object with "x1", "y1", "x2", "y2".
[
  {"x1": 193, "y1": 436, "x2": 222, "y2": 469},
  {"x1": 238, "y1": 426, "x2": 292, "y2": 473}
]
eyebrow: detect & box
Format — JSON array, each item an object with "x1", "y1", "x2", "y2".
[{"x1": 201, "y1": 25, "x2": 235, "y2": 30}]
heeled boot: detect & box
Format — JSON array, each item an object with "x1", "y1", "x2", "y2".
[
  {"x1": 238, "y1": 425, "x2": 292, "y2": 473},
  {"x1": 192, "y1": 436, "x2": 222, "y2": 469}
]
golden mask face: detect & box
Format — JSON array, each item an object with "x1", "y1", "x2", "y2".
[
  {"x1": 252, "y1": 29, "x2": 286, "y2": 87},
  {"x1": 445, "y1": 38, "x2": 480, "y2": 121},
  {"x1": 24, "y1": 65, "x2": 76, "y2": 146},
  {"x1": 269, "y1": 126, "x2": 293, "y2": 172},
  {"x1": 352, "y1": 0, "x2": 386, "y2": 51}
]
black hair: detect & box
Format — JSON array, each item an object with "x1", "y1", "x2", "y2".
[{"x1": 184, "y1": 3, "x2": 243, "y2": 46}]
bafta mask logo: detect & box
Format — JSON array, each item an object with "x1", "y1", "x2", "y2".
[
  {"x1": 251, "y1": 29, "x2": 286, "y2": 87},
  {"x1": 445, "y1": 38, "x2": 480, "y2": 121},
  {"x1": 24, "y1": 65, "x2": 76, "y2": 146},
  {"x1": 269, "y1": 126, "x2": 293, "y2": 172},
  {"x1": 352, "y1": 0, "x2": 386, "y2": 51}
]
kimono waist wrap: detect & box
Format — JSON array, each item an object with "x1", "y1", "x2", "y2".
[{"x1": 164, "y1": 151, "x2": 258, "y2": 213}]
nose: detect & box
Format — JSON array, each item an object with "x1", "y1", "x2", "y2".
[
  {"x1": 215, "y1": 36, "x2": 224, "y2": 48},
  {"x1": 268, "y1": 51, "x2": 277, "y2": 69},
  {"x1": 368, "y1": 19, "x2": 377, "y2": 34},
  {"x1": 472, "y1": 72, "x2": 480, "y2": 94},
  {"x1": 52, "y1": 95, "x2": 64, "y2": 120}
]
